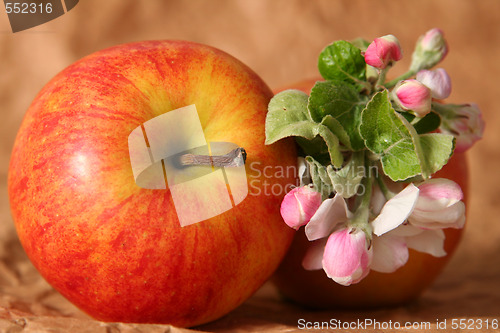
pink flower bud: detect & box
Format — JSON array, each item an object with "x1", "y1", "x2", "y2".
[
  {"x1": 322, "y1": 228, "x2": 372, "y2": 286},
  {"x1": 440, "y1": 103, "x2": 485, "y2": 152},
  {"x1": 410, "y1": 28, "x2": 448, "y2": 72},
  {"x1": 280, "y1": 186, "x2": 322, "y2": 229},
  {"x1": 421, "y1": 28, "x2": 448, "y2": 58},
  {"x1": 393, "y1": 79, "x2": 432, "y2": 116},
  {"x1": 416, "y1": 68, "x2": 452, "y2": 100},
  {"x1": 409, "y1": 178, "x2": 466, "y2": 229},
  {"x1": 364, "y1": 34, "x2": 403, "y2": 69}
]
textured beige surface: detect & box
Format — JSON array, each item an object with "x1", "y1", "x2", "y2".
[{"x1": 0, "y1": 0, "x2": 499, "y2": 332}]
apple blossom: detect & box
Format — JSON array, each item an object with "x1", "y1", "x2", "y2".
[
  {"x1": 393, "y1": 79, "x2": 432, "y2": 116},
  {"x1": 438, "y1": 103, "x2": 485, "y2": 152},
  {"x1": 410, "y1": 28, "x2": 448, "y2": 72},
  {"x1": 300, "y1": 194, "x2": 374, "y2": 285},
  {"x1": 322, "y1": 228, "x2": 372, "y2": 286},
  {"x1": 364, "y1": 34, "x2": 403, "y2": 69},
  {"x1": 268, "y1": 30, "x2": 480, "y2": 296},
  {"x1": 280, "y1": 185, "x2": 322, "y2": 229},
  {"x1": 409, "y1": 178, "x2": 466, "y2": 230},
  {"x1": 416, "y1": 68, "x2": 452, "y2": 100},
  {"x1": 372, "y1": 179, "x2": 465, "y2": 233},
  {"x1": 305, "y1": 193, "x2": 351, "y2": 241}
]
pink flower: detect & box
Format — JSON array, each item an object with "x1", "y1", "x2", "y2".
[
  {"x1": 300, "y1": 195, "x2": 372, "y2": 285},
  {"x1": 322, "y1": 228, "x2": 372, "y2": 286},
  {"x1": 364, "y1": 34, "x2": 403, "y2": 69},
  {"x1": 409, "y1": 178, "x2": 465, "y2": 229},
  {"x1": 416, "y1": 68, "x2": 452, "y2": 100},
  {"x1": 440, "y1": 103, "x2": 485, "y2": 152},
  {"x1": 410, "y1": 28, "x2": 448, "y2": 72},
  {"x1": 393, "y1": 79, "x2": 432, "y2": 117},
  {"x1": 280, "y1": 185, "x2": 322, "y2": 229}
]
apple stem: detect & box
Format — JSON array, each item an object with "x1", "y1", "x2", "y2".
[{"x1": 180, "y1": 147, "x2": 246, "y2": 168}]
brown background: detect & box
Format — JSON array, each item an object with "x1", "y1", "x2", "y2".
[{"x1": 0, "y1": 0, "x2": 499, "y2": 332}]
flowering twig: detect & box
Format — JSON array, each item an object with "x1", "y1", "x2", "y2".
[{"x1": 265, "y1": 28, "x2": 484, "y2": 286}]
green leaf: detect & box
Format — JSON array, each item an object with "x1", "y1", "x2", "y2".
[
  {"x1": 380, "y1": 140, "x2": 422, "y2": 181},
  {"x1": 327, "y1": 151, "x2": 365, "y2": 198},
  {"x1": 321, "y1": 115, "x2": 352, "y2": 150},
  {"x1": 305, "y1": 156, "x2": 332, "y2": 199},
  {"x1": 318, "y1": 41, "x2": 366, "y2": 83},
  {"x1": 265, "y1": 89, "x2": 310, "y2": 144},
  {"x1": 265, "y1": 89, "x2": 343, "y2": 167},
  {"x1": 413, "y1": 111, "x2": 441, "y2": 134},
  {"x1": 308, "y1": 80, "x2": 366, "y2": 150},
  {"x1": 360, "y1": 90, "x2": 454, "y2": 181},
  {"x1": 418, "y1": 133, "x2": 455, "y2": 175}
]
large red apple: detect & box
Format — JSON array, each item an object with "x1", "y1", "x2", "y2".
[
  {"x1": 8, "y1": 40, "x2": 296, "y2": 327},
  {"x1": 271, "y1": 78, "x2": 468, "y2": 308}
]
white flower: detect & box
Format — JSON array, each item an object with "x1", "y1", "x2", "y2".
[
  {"x1": 369, "y1": 178, "x2": 465, "y2": 268},
  {"x1": 409, "y1": 178, "x2": 465, "y2": 229}
]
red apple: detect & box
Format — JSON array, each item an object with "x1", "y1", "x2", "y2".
[
  {"x1": 271, "y1": 78, "x2": 468, "y2": 308},
  {"x1": 8, "y1": 40, "x2": 296, "y2": 327}
]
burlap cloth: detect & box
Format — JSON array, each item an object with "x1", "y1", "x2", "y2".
[{"x1": 0, "y1": 1, "x2": 499, "y2": 332}]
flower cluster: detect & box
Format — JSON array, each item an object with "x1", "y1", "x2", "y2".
[
  {"x1": 282, "y1": 165, "x2": 465, "y2": 286},
  {"x1": 367, "y1": 29, "x2": 484, "y2": 148},
  {"x1": 266, "y1": 28, "x2": 484, "y2": 286}
]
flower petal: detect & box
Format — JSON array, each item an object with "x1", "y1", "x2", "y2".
[
  {"x1": 302, "y1": 238, "x2": 328, "y2": 271},
  {"x1": 416, "y1": 68, "x2": 452, "y2": 100},
  {"x1": 393, "y1": 79, "x2": 432, "y2": 117},
  {"x1": 322, "y1": 228, "x2": 372, "y2": 286},
  {"x1": 371, "y1": 235, "x2": 409, "y2": 273},
  {"x1": 297, "y1": 157, "x2": 310, "y2": 186},
  {"x1": 406, "y1": 229, "x2": 446, "y2": 257},
  {"x1": 371, "y1": 184, "x2": 420, "y2": 236},
  {"x1": 410, "y1": 201, "x2": 466, "y2": 229},
  {"x1": 364, "y1": 34, "x2": 402, "y2": 69},
  {"x1": 416, "y1": 178, "x2": 463, "y2": 210},
  {"x1": 305, "y1": 193, "x2": 350, "y2": 241},
  {"x1": 280, "y1": 185, "x2": 322, "y2": 229}
]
